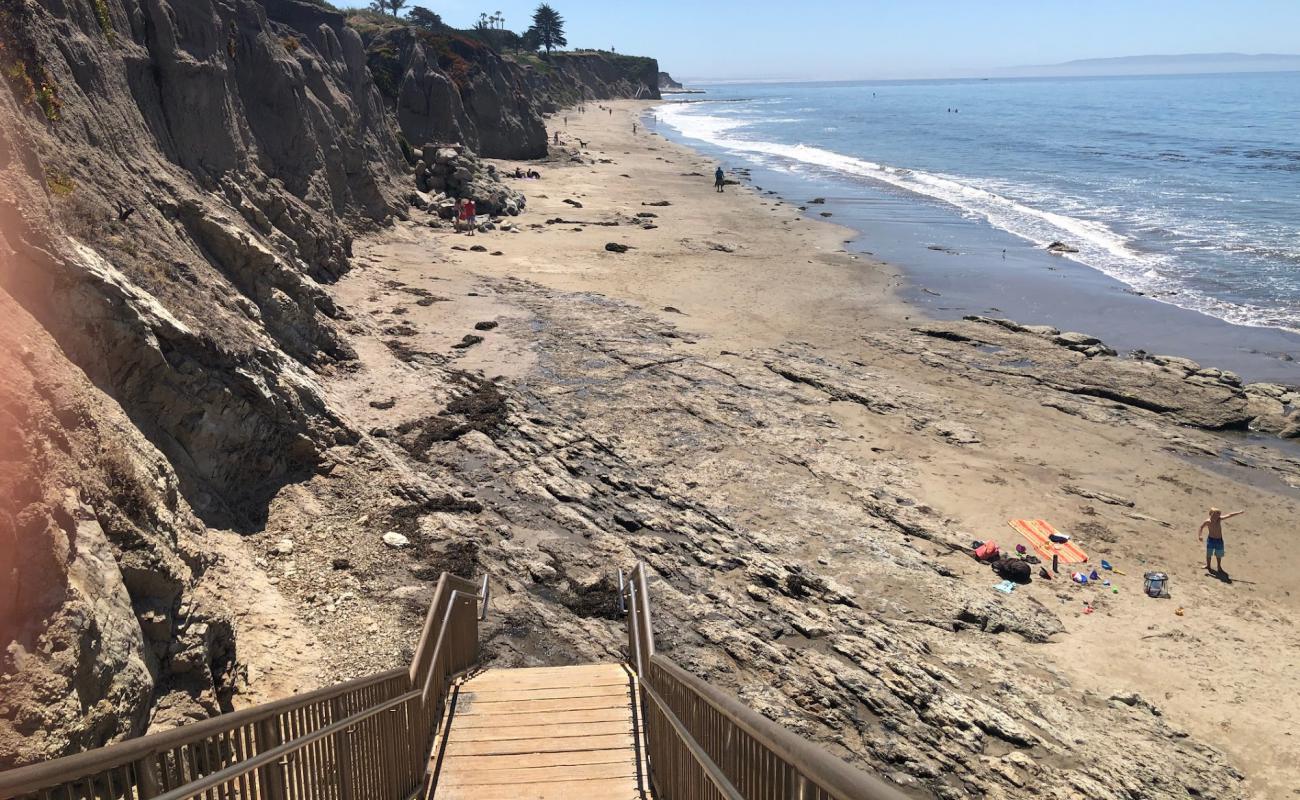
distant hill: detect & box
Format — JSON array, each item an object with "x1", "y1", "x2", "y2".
[{"x1": 1004, "y1": 52, "x2": 1300, "y2": 77}]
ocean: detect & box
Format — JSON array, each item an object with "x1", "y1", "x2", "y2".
[{"x1": 649, "y1": 73, "x2": 1300, "y2": 381}]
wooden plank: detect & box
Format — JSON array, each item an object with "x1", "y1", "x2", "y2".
[
  {"x1": 462, "y1": 673, "x2": 629, "y2": 691},
  {"x1": 455, "y1": 694, "x2": 629, "y2": 716},
  {"x1": 442, "y1": 733, "x2": 634, "y2": 758},
  {"x1": 458, "y1": 684, "x2": 628, "y2": 703},
  {"x1": 437, "y1": 748, "x2": 634, "y2": 772},
  {"x1": 436, "y1": 777, "x2": 642, "y2": 800},
  {"x1": 464, "y1": 664, "x2": 625, "y2": 684},
  {"x1": 468, "y1": 663, "x2": 622, "y2": 677},
  {"x1": 448, "y1": 706, "x2": 631, "y2": 728},
  {"x1": 437, "y1": 760, "x2": 637, "y2": 786},
  {"x1": 449, "y1": 720, "x2": 633, "y2": 742}
]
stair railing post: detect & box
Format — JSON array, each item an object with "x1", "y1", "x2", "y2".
[
  {"x1": 133, "y1": 755, "x2": 162, "y2": 800},
  {"x1": 255, "y1": 718, "x2": 288, "y2": 800},
  {"x1": 331, "y1": 698, "x2": 355, "y2": 800}
]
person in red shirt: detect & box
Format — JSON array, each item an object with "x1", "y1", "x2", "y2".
[{"x1": 463, "y1": 199, "x2": 477, "y2": 236}]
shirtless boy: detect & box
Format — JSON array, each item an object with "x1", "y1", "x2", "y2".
[{"x1": 1198, "y1": 507, "x2": 1245, "y2": 573}]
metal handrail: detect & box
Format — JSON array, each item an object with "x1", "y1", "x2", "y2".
[
  {"x1": 148, "y1": 690, "x2": 422, "y2": 800},
  {"x1": 1, "y1": 571, "x2": 489, "y2": 800},
  {"x1": 0, "y1": 669, "x2": 405, "y2": 797},
  {"x1": 622, "y1": 562, "x2": 912, "y2": 800}
]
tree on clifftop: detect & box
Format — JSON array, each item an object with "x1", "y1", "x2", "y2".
[
  {"x1": 406, "y1": 7, "x2": 444, "y2": 31},
  {"x1": 528, "y1": 3, "x2": 566, "y2": 54},
  {"x1": 367, "y1": 0, "x2": 407, "y2": 16}
]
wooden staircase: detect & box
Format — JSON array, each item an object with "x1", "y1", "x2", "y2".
[{"x1": 429, "y1": 663, "x2": 647, "y2": 799}]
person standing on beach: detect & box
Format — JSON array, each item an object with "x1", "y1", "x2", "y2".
[
  {"x1": 632, "y1": 122, "x2": 638, "y2": 135},
  {"x1": 714, "y1": 166, "x2": 725, "y2": 193},
  {"x1": 1198, "y1": 507, "x2": 1245, "y2": 573}
]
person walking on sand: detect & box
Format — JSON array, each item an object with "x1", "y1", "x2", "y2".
[
  {"x1": 465, "y1": 199, "x2": 477, "y2": 235},
  {"x1": 1198, "y1": 507, "x2": 1245, "y2": 573},
  {"x1": 632, "y1": 122, "x2": 638, "y2": 135},
  {"x1": 714, "y1": 166, "x2": 725, "y2": 193}
]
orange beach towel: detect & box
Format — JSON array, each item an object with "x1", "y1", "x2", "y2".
[{"x1": 1008, "y1": 519, "x2": 1089, "y2": 565}]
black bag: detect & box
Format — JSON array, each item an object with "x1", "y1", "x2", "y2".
[{"x1": 993, "y1": 557, "x2": 1032, "y2": 584}]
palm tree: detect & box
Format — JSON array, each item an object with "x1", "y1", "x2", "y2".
[{"x1": 529, "y1": 3, "x2": 566, "y2": 54}]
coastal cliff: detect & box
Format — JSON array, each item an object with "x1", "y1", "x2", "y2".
[
  {"x1": 0, "y1": 0, "x2": 655, "y2": 765},
  {"x1": 362, "y1": 22, "x2": 659, "y2": 159}
]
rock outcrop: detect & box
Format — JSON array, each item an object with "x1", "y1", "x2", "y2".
[
  {"x1": 659, "y1": 71, "x2": 683, "y2": 90},
  {"x1": 362, "y1": 25, "x2": 659, "y2": 159},
  {"x1": 0, "y1": 0, "x2": 398, "y2": 764}
]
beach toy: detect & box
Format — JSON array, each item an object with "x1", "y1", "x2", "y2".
[
  {"x1": 1072, "y1": 572, "x2": 1088, "y2": 585},
  {"x1": 1103, "y1": 580, "x2": 1111, "y2": 587},
  {"x1": 1143, "y1": 572, "x2": 1169, "y2": 598},
  {"x1": 1015, "y1": 544, "x2": 1027, "y2": 554},
  {"x1": 1101, "y1": 560, "x2": 1113, "y2": 571},
  {"x1": 1112, "y1": 588, "x2": 1119, "y2": 594},
  {"x1": 1089, "y1": 569, "x2": 1100, "y2": 581}
]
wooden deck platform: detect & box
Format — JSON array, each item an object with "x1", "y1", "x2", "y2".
[{"x1": 430, "y1": 663, "x2": 647, "y2": 799}]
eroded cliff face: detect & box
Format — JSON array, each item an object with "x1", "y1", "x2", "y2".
[
  {"x1": 0, "y1": 0, "x2": 404, "y2": 765},
  {"x1": 366, "y1": 29, "x2": 659, "y2": 159}
]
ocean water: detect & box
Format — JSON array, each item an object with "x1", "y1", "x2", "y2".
[{"x1": 650, "y1": 74, "x2": 1300, "y2": 336}]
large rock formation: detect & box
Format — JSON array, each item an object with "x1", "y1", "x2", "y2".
[
  {"x1": 0, "y1": 0, "x2": 399, "y2": 765},
  {"x1": 362, "y1": 26, "x2": 660, "y2": 159}
]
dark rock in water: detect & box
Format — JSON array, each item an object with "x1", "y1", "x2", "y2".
[
  {"x1": 819, "y1": 211, "x2": 833, "y2": 217},
  {"x1": 474, "y1": 320, "x2": 499, "y2": 331},
  {"x1": 605, "y1": 242, "x2": 631, "y2": 253},
  {"x1": 808, "y1": 197, "x2": 826, "y2": 204},
  {"x1": 1046, "y1": 241, "x2": 1080, "y2": 253},
  {"x1": 452, "y1": 335, "x2": 484, "y2": 349}
]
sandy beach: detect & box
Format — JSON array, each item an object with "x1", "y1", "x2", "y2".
[{"x1": 247, "y1": 100, "x2": 1300, "y2": 796}]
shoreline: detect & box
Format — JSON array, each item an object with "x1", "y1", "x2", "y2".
[
  {"x1": 643, "y1": 97, "x2": 1300, "y2": 385},
  {"x1": 288, "y1": 99, "x2": 1300, "y2": 796}
]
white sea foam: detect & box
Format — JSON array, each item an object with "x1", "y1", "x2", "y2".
[{"x1": 652, "y1": 102, "x2": 1300, "y2": 332}]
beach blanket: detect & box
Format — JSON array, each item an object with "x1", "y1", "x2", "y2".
[{"x1": 1008, "y1": 519, "x2": 1089, "y2": 565}]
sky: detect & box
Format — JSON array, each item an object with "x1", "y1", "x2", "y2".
[{"x1": 341, "y1": 1, "x2": 1300, "y2": 81}]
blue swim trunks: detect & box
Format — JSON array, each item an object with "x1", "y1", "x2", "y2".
[{"x1": 1206, "y1": 538, "x2": 1225, "y2": 558}]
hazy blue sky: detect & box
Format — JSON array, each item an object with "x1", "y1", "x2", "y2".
[{"x1": 342, "y1": 1, "x2": 1300, "y2": 81}]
